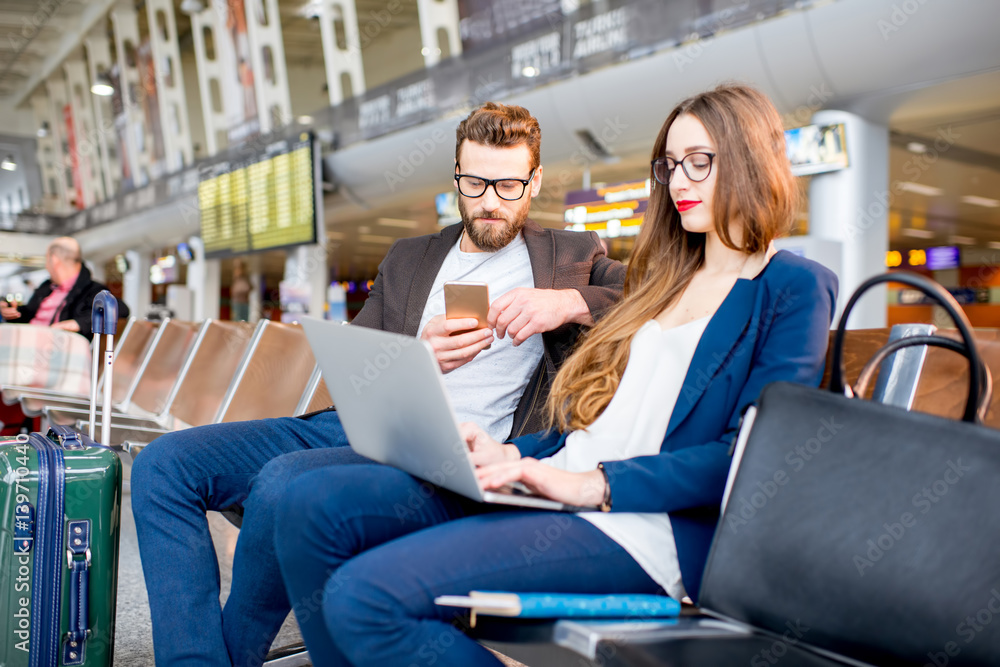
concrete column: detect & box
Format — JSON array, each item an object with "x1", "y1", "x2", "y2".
[
  {"x1": 87, "y1": 260, "x2": 106, "y2": 283},
  {"x1": 186, "y1": 236, "x2": 221, "y2": 321},
  {"x1": 123, "y1": 249, "x2": 151, "y2": 319},
  {"x1": 190, "y1": 7, "x2": 229, "y2": 156},
  {"x1": 63, "y1": 60, "x2": 102, "y2": 206},
  {"x1": 243, "y1": 0, "x2": 293, "y2": 133},
  {"x1": 416, "y1": 0, "x2": 462, "y2": 67},
  {"x1": 283, "y1": 245, "x2": 327, "y2": 320},
  {"x1": 247, "y1": 252, "x2": 263, "y2": 324},
  {"x1": 319, "y1": 0, "x2": 366, "y2": 105},
  {"x1": 84, "y1": 33, "x2": 121, "y2": 200},
  {"x1": 808, "y1": 110, "x2": 890, "y2": 328},
  {"x1": 43, "y1": 78, "x2": 72, "y2": 213},
  {"x1": 30, "y1": 92, "x2": 65, "y2": 213},
  {"x1": 146, "y1": 0, "x2": 194, "y2": 171},
  {"x1": 110, "y1": 2, "x2": 151, "y2": 186}
]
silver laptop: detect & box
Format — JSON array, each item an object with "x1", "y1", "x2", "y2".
[{"x1": 301, "y1": 317, "x2": 583, "y2": 511}]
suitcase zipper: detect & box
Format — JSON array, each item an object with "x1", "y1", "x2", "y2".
[{"x1": 27, "y1": 433, "x2": 66, "y2": 667}]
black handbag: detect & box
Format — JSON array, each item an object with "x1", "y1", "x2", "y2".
[{"x1": 699, "y1": 271, "x2": 1000, "y2": 667}]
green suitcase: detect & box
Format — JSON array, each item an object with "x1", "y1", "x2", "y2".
[
  {"x1": 2, "y1": 292, "x2": 123, "y2": 667},
  {"x1": 0, "y1": 429, "x2": 123, "y2": 667}
]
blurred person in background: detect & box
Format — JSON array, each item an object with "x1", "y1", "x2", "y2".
[
  {"x1": 0, "y1": 236, "x2": 130, "y2": 340},
  {"x1": 231, "y1": 259, "x2": 252, "y2": 321}
]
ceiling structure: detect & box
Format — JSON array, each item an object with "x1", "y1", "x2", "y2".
[{"x1": 0, "y1": 0, "x2": 997, "y2": 282}]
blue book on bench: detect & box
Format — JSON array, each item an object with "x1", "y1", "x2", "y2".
[{"x1": 434, "y1": 591, "x2": 681, "y2": 625}]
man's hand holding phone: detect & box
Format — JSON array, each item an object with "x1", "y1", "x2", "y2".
[
  {"x1": 421, "y1": 315, "x2": 494, "y2": 373},
  {"x1": 421, "y1": 281, "x2": 494, "y2": 373}
]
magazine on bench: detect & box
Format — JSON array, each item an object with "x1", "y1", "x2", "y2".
[{"x1": 434, "y1": 591, "x2": 681, "y2": 626}]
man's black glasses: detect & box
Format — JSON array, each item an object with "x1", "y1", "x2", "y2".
[
  {"x1": 455, "y1": 169, "x2": 536, "y2": 201},
  {"x1": 651, "y1": 152, "x2": 716, "y2": 185}
]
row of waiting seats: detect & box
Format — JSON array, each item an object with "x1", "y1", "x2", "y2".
[
  {"x1": 0, "y1": 317, "x2": 333, "y2": 456},
  {"x1": 4, "y1": 320, "x2": 999, "y2": 666}
]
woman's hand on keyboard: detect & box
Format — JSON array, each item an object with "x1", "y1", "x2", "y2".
[
  {"x1": 459, "y1": 422, "x2": 520, "y2": 467},
  {"x1": 476, "y1": 458, "x2": 606, "y2": 508}
]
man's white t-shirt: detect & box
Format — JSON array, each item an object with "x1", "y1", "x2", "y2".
[{"x1": 417, "y1": 232, "x2": 544, "y2": 442}]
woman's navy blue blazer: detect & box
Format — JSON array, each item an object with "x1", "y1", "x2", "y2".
[{"x1": 510, "y1": 250, "x2": 839, "y2": 600}]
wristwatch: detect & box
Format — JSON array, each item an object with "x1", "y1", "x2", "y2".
[{"x1": 597, "y1": 463, "x2": 613, "y2": 512}]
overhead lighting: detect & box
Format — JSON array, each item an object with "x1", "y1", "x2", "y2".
[
  {"x1": 359, "y1": 234, "x2": 395, "y2": 244},
  {"x1": 377, "y1": 218, "x2": 418, "y2": 229},
  {"x1": 297, "y1": 0, "x2": 322, "y2": 18},
  {"x1": 180, "y1": 0, "x2": 205, "y2": 14},
  {"x1": 521, "y1": 66, "x2": 539, "y2": 78},
  {"x1": 948, "y1": 235, "x2": 977, "y2": 246},
  {"x1": 896, "y1": 181, "x2": 943, "y2": 197},
  {"x1": 987, "y1": 242, "x2": 1000, "y2": 250},
  {"x1": 91, "y1": 70, "x2": 114, "y2": 96},
  {"x1": 1, "y1": 155, "x2": 16, "y2": 171},
  {"x1": 961, "y1": 195, "x2": 1000, "y2": 208},
  {"x1": 36, "y1": 121, "x2": 49, "y2": 138},
  {"x1": 296, "y1": 115, "x2": 314, "y2": 125},
  {"x1": 906, "y1": 142, "x2": 928, "y2": 154},
  {"x1": 902, "y1": 228, "x2": 935, "y2": 239},
  {"x1": 420, "y1": 47, "x2": 442, "y2": 56}
]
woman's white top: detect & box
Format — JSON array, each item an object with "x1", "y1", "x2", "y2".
[{"x1": 540, "y1": 316, "x2": 710, "y2": 599}]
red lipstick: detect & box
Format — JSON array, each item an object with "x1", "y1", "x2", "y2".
[{"x1": 676, "y1": 200, "x2": 701, "y2": 212}]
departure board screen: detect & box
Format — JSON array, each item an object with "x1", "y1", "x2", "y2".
[{"x1": 199, "y1": 131, "x2": 318, "y2": 258}]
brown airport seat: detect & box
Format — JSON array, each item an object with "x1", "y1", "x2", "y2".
[
  {"x1": 168, "y1": 319, "x2": 257, "y2": 428},
  {"x1": 120, "y1": 319, "x2": 316, "y2": 458},
  {"x1": 45, "y1": 319, "x2": 201, "y2": 427},
  {"x1": 819, "y1": 328, "x2": 890, "y2": 395},
  {"x1": 293, "y1": 365, "x2": 334, "y2": 416},
  {"x1": 911, "y1": 328, "x2": 1000, "y2": 428},
  {"x1": 72, "y1": 319, "x2": 256, "y2": 443},
  {"x1": 217, "y1": 321, "x2": 317, "y2": 423}
]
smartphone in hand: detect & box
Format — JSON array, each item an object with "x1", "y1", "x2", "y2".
[{"x1": 444, "y1": 281, "x2": 491, "y2": 344}]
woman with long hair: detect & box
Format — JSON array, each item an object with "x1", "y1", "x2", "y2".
[{"x1": 274, "y1": 83, "x2": 838, "y2": 666}]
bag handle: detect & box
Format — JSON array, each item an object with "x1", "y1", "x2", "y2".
[
  {"x1": 852, "y1": 334, "x2": 993, "y2": 423},
  {"x1": 830, "y1": 271, "x2": 983, "y2": 423}
]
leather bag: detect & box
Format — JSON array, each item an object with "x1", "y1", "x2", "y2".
[{"x1": 699, "y1": 272, "x2": 1000, "y2": 667}]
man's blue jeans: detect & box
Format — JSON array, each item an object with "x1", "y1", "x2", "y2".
[
  {"x1": 274, "y1": 463, "x2": 662, "y2": 667},
  {"x1": 130, "y1": 411, "x2": 370, "y2": 666}
]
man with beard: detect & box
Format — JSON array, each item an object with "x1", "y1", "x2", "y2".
[{"x1": 130, "y1": 102, "x2": 625, "y2": 666}]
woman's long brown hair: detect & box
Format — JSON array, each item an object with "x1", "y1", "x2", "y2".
[{"x1": 546, "y1": 83, "x2": 799, "y2": 432}]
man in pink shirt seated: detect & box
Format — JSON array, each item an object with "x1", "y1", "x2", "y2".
[{"x1": 0, "y1": 237, "x2": 130, "y2": 340}]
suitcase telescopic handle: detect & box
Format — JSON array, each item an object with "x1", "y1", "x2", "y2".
[{"x1": 91, "y1": 291, "x2": 118, "y2": 336}]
